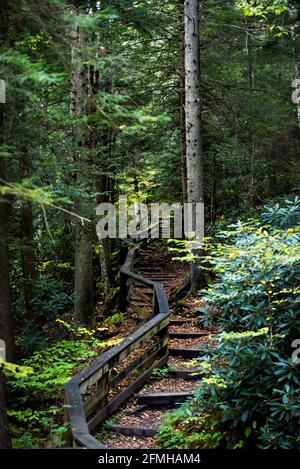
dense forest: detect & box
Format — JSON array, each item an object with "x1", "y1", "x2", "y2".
[{"x1": 0, "y1": 0, "x2": 299, "y2": 453}]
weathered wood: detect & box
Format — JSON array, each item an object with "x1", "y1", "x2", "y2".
[
  {"x1": 65, "y1": 238, "x2": 171, "y2": 448},
  {"x1": 169, "y1": 332, "x2": 207, "y2": 339},
  {"x1": 127, "y1": 302, "x2": 150, "y2": 318},
  {"x1": 168, "y1": 369, "x2": 204, "y2": 380},
  {"x1": 83, "y1": 373, "x2": 110, "y2": 419},
  {"x1": 170, "y1": 318, "x2": 190, "y2": 325},
  {"x1": 84, "y1": 336, "x2": 168, "y2": 419},
  {"x1": 169, "y1": 348, "x2": 204, "y2": 358},
  {"x1": 138, "y1": 391, "x2": 193, "y2": 405},
  {"x1": 109, "y1": 335, "x2": 169, "y2": 389},
  {"x1": 77, "y1": 313, "x2": 169, "y2": 392},
  {"x1": 109, "y1": 424, "x2": 158, "y2": 437},
  {"x1": 128, "y1": 288, "x2": 153, "y2": 304},
  {"x1": 88, "y1": 354, "x2": 168, "y2": 432}
]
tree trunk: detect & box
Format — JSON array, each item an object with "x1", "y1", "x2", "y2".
[
  {"x1": 246, "y1": 24, "x2": 255, "y2": 192},
  {"x1": 292, "y1": 3, "x2": 300, "y2": 128},
  {"x1": 0, "y1": 94, "x2": 14, "y2": 362},
  {"x1": 96, "y1": 174, "x2": 115, "y2": 292},
  {"x1": 210, "y1": 152, "x2": 216, "y2": 228},
  {"x1": 184, "y1": 0, "x2": 205, "y2": 288},
  {"x1": 0, "y1": 75, "x2": 13, "y2": 450},
  {"x1": 70, "y1": 18, "x2": 94, "y2": 324},
  {"x1": 0, "y1": 183, "x2": 14, "y2": 362},
  {"x1": 74, "y1": 222, "x2": 94, "y2": 324},
  {"x1": 0, "y1": 379, "x2": 11, "y2": 449},
  {"x1": 95, "y1": 77, "x2": 115, "y2": 292},
  {"x1": 179, "y1": 0, "x2": 187, "y2": 204},
  {"x1": 21, "y1": 198, "x2": 37, "y2": 322}
]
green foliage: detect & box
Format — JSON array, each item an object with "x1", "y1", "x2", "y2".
[
  {"x1": 8, "y1": 407, "x2": 68, "y2": 448},
  {"x1": 261, "y1": 197, "x2": 300, "y2": 229},
  {"x1": 152, "y1": 367, "x2": 169, "y2": 378},
  {"x1": 2, "y1": 0, "x2": 300, "y2": 450},
  {"x1": 156, "y1": 404, "x2": 225, "y2": 449},
  {"x1": 157, "y1": 200, "x2": 300, "y2": 449},
  {"x1": 16, "y1": 323, "x2": 46, "y2": 355},
  {"x1": 5, "y1": 330, "x2": 114, "y2": 448},
  {"x1": 202, "y1": 221, "x2": 300, "y2": 335},
  {"x1": 32, "y1": 277, "x2": 73, "y2": 321},
  {"x1": 0, "y1": 361, "x2": 33, "y2": 379},
  {"x1": 8, "y1": 339, "x2": 100, "y2": 399},
  {"x1": 105, "y1": 312, "x2": 124, "y2": 324}
]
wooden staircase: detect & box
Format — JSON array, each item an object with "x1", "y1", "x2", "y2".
[
  {"x1": 98, "y1": 244, "x2": 213, "y2": 449},
  {"x1": 64, "y1": 235, "x2": 215, "y2": 449}
]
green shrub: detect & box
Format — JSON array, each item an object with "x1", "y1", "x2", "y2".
[
  {"x1": 157, "y1": 200, "x2": 300, "y2": 449},
  {"x1": 261, "y1": 196, "x2": 300, "y2": 229},
  {"x1": 105, "y1": 312, "x2": 124, "y2": 324},
  {"x1": 202, "y1": 221, "x2": 300, "y2": 336}
]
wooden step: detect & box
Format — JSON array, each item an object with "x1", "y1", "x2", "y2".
[
  {"x1": 128, "y1": 299, "x2": 151, "y2": 308},
  {"x1": 169, "y1": 348, "x2": 202, "y2": 358},
  {"x1": 109, "y1": 424, "x2": 158, "y2": 438},
  {"x1": 168, "y1": 369, "x2": 204, "y2": 380},
  {"x1": 137, "y1": 391, "x2": 193, "y2": 405},
  {"x1": 169, "y1": 332, "x2": 207, "y2": 339},
  {"x1": 170, "y1": 318, "x2": 190, "y2": 325},
  {"x1": 146, "y1": 275, "x2": 178, "y2": 279},
  {"x1": 137, "y1": 267, "x2": 163, "y2": 272}
]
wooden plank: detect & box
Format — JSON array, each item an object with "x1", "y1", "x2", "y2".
[
  {"x1": 72, "y1": 432, "x2": 107, "y2": 449},
  {"x1": 87, "y1": 354, "x2": 168, "y2": 433},
  {"x1": 109, "y1": 335, "x2": 169, "y2": 389},
  {"x1": 65, "y1": 240, "x2": 172, "y2": 448},
  {"x1": 86, "y1": 337, "x2": 168, "y2": 419},
  {"x1": 84, "y1": 336, "x2": 168, "y2": 419},
  {"x1": 83, "y1": 373, "x2": 110, "y2": 419},
  {"x1": 168, "y1": 370, "x2": 204, "y2": 380},
  {"x1": 170, "y1": 318, "x2": 191, "y2": 325},
  {"x1": 128, "y1": 289, "x2": 153, "y2": 304},
  {"x1": 169, "y1": 348, "x2": 203, "y2": 358},
  {"x1": 154, "y1": 283, "x2": 169, "y2": 314},
  {"x1": 169, "y1": 332, "x2": 207, "y2": 339},
  {"x1": 109, "y1": 424, "x2": 158, "y2": 437},
  {"x1": 127, "y1": 302, "x2": 151, "y2": 318},
  {"x1": 137, "y1": 391, "x2": 193, "y2": 406},
  {"x1": 64, "y1": 382, "x2": 90, "y2": 436},
  {"x1": 77, "y1": 313, "x2": 169, "y2": 392}
]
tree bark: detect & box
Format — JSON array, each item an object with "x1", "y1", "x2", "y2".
[
  {"x1": 246, "y1": 23, "x2": 255, "y2": 192},
  {"x1": 210, "y1": 152, "x2": 216, "y2": 228},
  {"x1": 179, "y1": 0, "x2": 187, "y2": 203},
  {"x1": 0, "y1": 379, "x2": 11, "y2": 449},
  {"x1": 96, "y1": 174, "x2": 115, "y2": 292},
  {"x1": 184, "y1": 0, "x2": 205, "y2": 288},
  {"x1": 74, "y1": 222, "x2": 94, "y2": 324},
  {"x1": 292, "y1": 3, "x2": 300, "y2": 128},
  {"x1": 70, "y1": 18, "x2": 94, "y2": 324},
  {"x1": 0, "y1": 2, "x2": 13, "y2": 446},
  {"x1": 95, "y1": 77, "x2": 115, "y2": 292},
  {"x1": 21, "y1": 198, "x2": 37, "y2": 322},
  {"x1": 0, "y1": 96, "x2": 14, "y2": 362}
]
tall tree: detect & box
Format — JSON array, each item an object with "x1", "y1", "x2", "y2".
[
  {"x1": 291, "y1": 1, "x2": 300, "y2": 127},
  {"x1": 20, "y1": 197, "x2": 37, "y2": 322},
  {"x1": 179, "y1": 0, "x2": 187, "y2": 203},
  {"x1": 0, "y1": 0, "x2": 13, "y2": 450},
  {"x1": 184, "y1": 0, "x2": 204, "y2": 287},
  {"x1": 0, "y1": 1, "x2": 15, "y2": 362},
  {"x1": 70, "y1": 15, "x2": 94, "y2": 324},
  {"x1": 0, "y1": 378, "x2": 11, "y2": 449}
]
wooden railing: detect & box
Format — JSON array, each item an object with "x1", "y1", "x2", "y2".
[{"x1": 64, "y1": 243, "x2": 170, "y2": 448}]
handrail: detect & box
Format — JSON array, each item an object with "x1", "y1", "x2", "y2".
[{"x1": 64, "y1": 240, "x2": 170, "y2": 448}]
